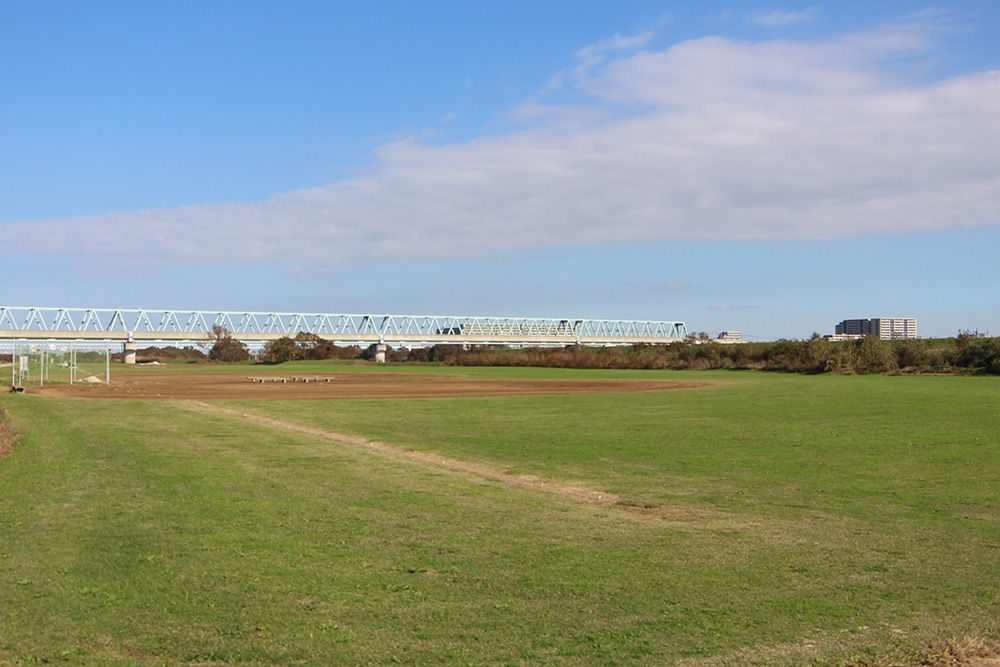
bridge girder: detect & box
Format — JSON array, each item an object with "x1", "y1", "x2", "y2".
[{"x1": 0, "y1": 306, "x2": 688, "y2": 347}]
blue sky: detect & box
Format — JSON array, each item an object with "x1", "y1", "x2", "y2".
[{"x1": 3, "y1": 2, "x2": 999, "y2": 340}]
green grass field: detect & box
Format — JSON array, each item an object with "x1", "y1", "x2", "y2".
[{"x1": 1, "y1": 364, "x2": 998, "y2": 664}]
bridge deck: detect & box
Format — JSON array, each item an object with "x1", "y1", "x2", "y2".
[{"x1": 0, "y1": 307, "x2": 687, "y2": 346}]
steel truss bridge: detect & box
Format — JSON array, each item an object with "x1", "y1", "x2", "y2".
[{"x1": 0, "y1": 306, "x2": 687, "y2": 348}]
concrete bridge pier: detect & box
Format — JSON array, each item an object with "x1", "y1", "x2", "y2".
[
  {"x1": 123, "y1": 341, "x2": 137, "y2": 364},
  {"x1": 374, "y1": 344, "x2": 387, "y2": 364}
]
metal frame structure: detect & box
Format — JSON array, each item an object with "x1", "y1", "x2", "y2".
[
  {"x1": 7, "y1": 339, "x2": 111, "y2": 386},
  {"x1": 0, "y1": 306, "x2": 687, "y2": 347}
]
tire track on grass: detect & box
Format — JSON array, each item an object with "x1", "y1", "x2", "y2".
[{"x1": 181, "y1": 400, "x2": 622, "y2": 508}]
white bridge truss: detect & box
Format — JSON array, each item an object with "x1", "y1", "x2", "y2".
[{"x1": 0, "y1": 306, "x2": 687, "y2": 347}]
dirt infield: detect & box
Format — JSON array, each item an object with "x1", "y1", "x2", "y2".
[{"x1": 27, "y1": 371, "x2": 709, "y2": 400}]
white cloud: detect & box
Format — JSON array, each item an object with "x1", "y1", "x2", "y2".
[
  {"x1": 748, "y1": 7, "x2": 819, "y2": 27},
  {"x1": 575, "y1": 31, "x2": 655, "y2": 62},
  {"x1": 5, "y1": 16, "x2": 1000, "y2": 269}
]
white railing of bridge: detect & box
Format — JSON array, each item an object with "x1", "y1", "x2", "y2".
[{"x1": 0, "y1": 306, "x2": 687, "y2": 343}]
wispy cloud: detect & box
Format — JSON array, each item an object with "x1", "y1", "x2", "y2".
[
  {"x1": 576, "y1": 31, "x2": 655, "y2": 61},
  {"x1": 654, "y1": 281, "x2": 688, "y2": 292},
  {"x1": 530, "y1": 30, "x2": 655, "y2": 108},
  {"x1": 286, "y1": 265, "x2": 337, "y2": 281},
  {"x1": 748, "y1": 7, "x2": 819, "y2": 27},
  {"x1": 5, "y1": 13, "x2": 999, "y2": 271}
]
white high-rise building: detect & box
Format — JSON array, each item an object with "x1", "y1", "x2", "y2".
[
  {"x1": 835, "y1": 318, "x2": 917, "y2": 340},
  {"x1": 874, "y1": 318, "x2": 918, "y2": 340}
]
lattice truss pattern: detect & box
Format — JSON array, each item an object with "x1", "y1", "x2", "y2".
[{"x1": 0, "y1": 306, "x2": 687, "y2": 344}]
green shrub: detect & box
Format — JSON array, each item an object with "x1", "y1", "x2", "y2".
[
  {"x1": 895, "y1": 339, "x2": 931, "y2": 370},
  {"x1": 261, "y1": 336, "x2": 300, "y2": 364},
  {"x1": 382, "y1": 336, "x2": 1000, "y2": 375},
  {"x1": 208, "y1": 327, "x2": 251, "y2": 362},
  {"x1": 952, "y1": 337, "x2": 1000, "y2": 374}
]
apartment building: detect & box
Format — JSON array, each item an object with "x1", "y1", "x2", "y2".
[{"x1": 835, "y1": 318, "x2": 918, "y2": 340}]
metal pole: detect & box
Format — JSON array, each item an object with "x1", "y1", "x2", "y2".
[
  {"x1": 39, "y1": 349, "x2": 43, "y2": 386},
  {"x1": 9, "y1": 342, "x2": 14, "y2": 386},
  {"x1": 105, "y1": 346, "x2": 110, "y2": 385}
]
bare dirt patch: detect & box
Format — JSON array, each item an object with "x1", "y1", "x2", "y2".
[{"x1": 27, "y1": 371, "x2": 711, "y2": 401}]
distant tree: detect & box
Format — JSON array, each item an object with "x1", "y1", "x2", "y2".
[
  {"x1": 293, "y1": 332, "x2": 337, "y2": 360},
  {"x1": 261, "y1": 336, "x2": 300, "y2": 363},
  {"x1": 895, "y1": 339, "x2": 930, "y2": 370},
  {"x1": 261, "y1": 333, "x2": 361, "y2": 363},
  {"x1": 852, "y1": 336, "x2": 898, "y2": 374},
  {"x1": 208, "y1": 326, "x2": 250, "y2": 362},
  {"x1": 684, "y1": 331, "x2": 712, "y2": 344},
  {"x1": 952, "y1": 337, "x2": 1000, "y2": 374}
]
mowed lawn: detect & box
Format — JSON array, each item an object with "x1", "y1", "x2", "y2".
[{"x1": 1, "y1": 366, "x2": 998, "y2": 664}]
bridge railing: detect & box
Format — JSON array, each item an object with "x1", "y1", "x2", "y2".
[{"x1": 0, "y1": 306, "x2": 687, "y2": 344}]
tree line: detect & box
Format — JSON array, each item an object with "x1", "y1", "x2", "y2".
[{"x1": 240, "y1": 332, "x2": 1000, "y2": 375}]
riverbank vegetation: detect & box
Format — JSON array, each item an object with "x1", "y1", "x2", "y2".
[{"x1": 256, "y1": 333, "x2": 1000, "y2": 375}]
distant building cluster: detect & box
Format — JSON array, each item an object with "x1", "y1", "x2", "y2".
[
  {"x1": 959, "y1": 329, "x2": 992, "y2": 338},
  {"x1": 833, "y1": 318, "x2": 918, "y2": 340}
]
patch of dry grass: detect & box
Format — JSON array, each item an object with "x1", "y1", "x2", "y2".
[
  {"x1": 678, "y1": 629, "x2": 1000, "y2": 667},
  {"x1": 878, "y1": 634, "x2": 1000, "y2": 666},
  {"x1": 0, "y1": 407, "x2": 15, "y2": 458}
]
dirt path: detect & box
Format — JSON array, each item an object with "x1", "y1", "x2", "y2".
[
  {"x1": 23, "y1": 370, "x2": 724, "y2": 516},
  {"x1": 179, "y1": 401, "x2": 746, "y2": 532},
  {"x1": 181, "y1": 400, "x2": 622, "y2": 507}
]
